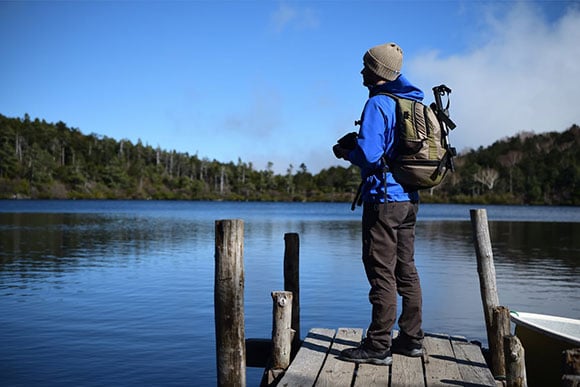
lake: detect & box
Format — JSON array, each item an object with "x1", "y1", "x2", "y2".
[{"x1": 0, "y1": 200, "x2": 578, "y2": 386}]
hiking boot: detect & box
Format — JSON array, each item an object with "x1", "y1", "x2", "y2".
[
  {"x1": 339, "y1": 340, "x2": 393, "y2": 366},
  {"x1": 392, "y1": 334, "x2": 423, "y2": 357}
]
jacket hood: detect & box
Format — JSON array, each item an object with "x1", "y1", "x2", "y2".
[{"x1": 369, "y1": 74, "x2": 424, "y2": 101}]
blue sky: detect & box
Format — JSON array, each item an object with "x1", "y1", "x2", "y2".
[{"x1": 2, "y1": 0, "x2": 579, "y2": 174}]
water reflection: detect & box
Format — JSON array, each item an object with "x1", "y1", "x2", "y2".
[
  {"x1": 490, "y1": 221, "x2": 579, "y2": 263},
  {"x1": 0, "y1": 202, "x2": 578, "y2": 386},
  {"x1": 1, "y1": 213, "x2": 207, "y2": 270}
]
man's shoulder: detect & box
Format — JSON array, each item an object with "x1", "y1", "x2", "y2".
[{"x1": 366, "y1": 93, "x2": 398, "y2": 108}]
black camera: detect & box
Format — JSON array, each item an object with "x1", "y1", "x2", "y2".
[{"x1": 333, "y1": 132, "x2": 358, "y2": 158}]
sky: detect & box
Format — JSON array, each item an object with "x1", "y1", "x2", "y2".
[{"x1": 1, "y1": 0, "x2": 579, "y2": 174}]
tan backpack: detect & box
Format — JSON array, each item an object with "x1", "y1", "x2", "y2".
[{"x1": 380, "y1": 85, "x2": 457, "y2": 191}]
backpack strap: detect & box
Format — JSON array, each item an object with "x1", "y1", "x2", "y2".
[{"x1": 370, "y1": 91, "x2": 400, "y2": 163}]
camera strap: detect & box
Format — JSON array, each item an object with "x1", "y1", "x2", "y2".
[
  {"x1": 350, "y1": 162, "x2": 390, "y2": 211},
  {"x1": 350, "y1": 181, "x2": 364, "y2": 211}
]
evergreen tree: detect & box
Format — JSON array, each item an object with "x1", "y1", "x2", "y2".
[{"x1": 0, "y1": 113, "x2": 577, "y2": 205}]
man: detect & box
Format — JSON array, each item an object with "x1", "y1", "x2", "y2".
[{"x1": 333, "y1": 42, "x2": 424, "y2": 366}]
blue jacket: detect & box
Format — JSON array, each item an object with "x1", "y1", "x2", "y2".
[{"x1": 348, "y1": 74, "x2": 423, "y2": 203}]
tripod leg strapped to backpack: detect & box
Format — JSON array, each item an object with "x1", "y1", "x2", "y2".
[{"x1": 430, "y1": 85, "x2": 457, "y2": 173}]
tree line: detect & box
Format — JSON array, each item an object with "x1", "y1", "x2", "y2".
[{"x1": 0, "y1": 113, "x2": 578, "y2": 205}]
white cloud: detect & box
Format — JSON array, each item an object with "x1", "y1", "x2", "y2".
[
  {"x1": 408, "y1": 3, "x2": 580, "y2": 153},
  {"x1": 222, "y1": 85, "x2": 283, "y2": 138},
  {"x1": 270, "y1": 1, "x2": 319, "y2": 33}
]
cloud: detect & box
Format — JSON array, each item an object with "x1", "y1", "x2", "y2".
[
  {"x1": 270, "y1": 1, "x2": 319, "y2": 33},
  {"x1": 408, "y1": 3, "x2": 580, "y2": 153},
  {"x1": 222, "y1": 85, "x2": 283, "y2": 138}
]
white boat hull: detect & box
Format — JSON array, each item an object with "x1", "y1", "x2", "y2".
[{"x1": 510, "y1": 311, "x2": 580, "y2": 387}]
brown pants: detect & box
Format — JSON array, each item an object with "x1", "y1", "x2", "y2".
[{"x1": 362, "y1": 201, "x2": 424, "y2": 350}]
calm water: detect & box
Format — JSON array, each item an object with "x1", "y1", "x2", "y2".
[{"x1": 0, "y1": 201, "x2": 578, "y2": 386}]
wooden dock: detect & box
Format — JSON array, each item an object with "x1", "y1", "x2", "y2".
[
  {"x1": 277, "y1": 328, "x2": 497, "y2": 387},
  {"x1": 215, "y1": 216, "x2": 527, "y2": 386}
]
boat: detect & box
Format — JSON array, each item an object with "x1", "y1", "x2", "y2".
[
  {"x1": 510, "y1": 311, "x2": 580, "y2": 346},
  {"x1": 510, "y1": 311, "x2": 580, "y2": 386}
]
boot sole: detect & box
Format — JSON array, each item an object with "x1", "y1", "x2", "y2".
[
  {"x1": 394, "y1": 348, "x2": 423, "y2": 357},
  {"x1": 339, "y1": 355, "x2": 393, "y2": 366}
]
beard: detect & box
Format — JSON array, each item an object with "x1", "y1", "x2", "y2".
[{"x1": 362, "y1": 73, "x2": 375, "y2": 88}]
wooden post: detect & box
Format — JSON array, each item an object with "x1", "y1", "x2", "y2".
[
  {"x1": 214, "y1": 219, "x2": 246, "y2": 387},
  {"x1": 470, "y1": 209, "x2": 500, "y2": 326},
  {"x1": 283, "y1": 233, "x2": 300, "y2": 354},
  {"x1": 470, "y1": 209, "x2": 505, "y2": 377},
  {"x1": 504, "y1": 335, "x2": 527, "y2": 387},
  {"x1": 264, "y1": 291, "x2": 294, "y2": 385},
  {"x1": 271, "y1": 291, "x2": 294, "y2": 369},
  {"x1": 490, "y1": 306, "x2": 510, "y2": 379},
  {"x1": 562, "y1": 348, "x2": 580, "y2": 387}
]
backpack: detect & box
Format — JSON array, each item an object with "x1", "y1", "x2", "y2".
[{"x1": 378, "y1": 85, "x2": 456, "y2": 192}]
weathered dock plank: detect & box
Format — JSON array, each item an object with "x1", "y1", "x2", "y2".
[
  {"x1": 277, "y1": 328, "x2": 335, "y2": 387},
  {"x1": 389, "y1": 330, "x2": 424, "y2": 387},
  {"x1": 354, "y1": 362, "x2": 390, "y2": 386},
  {"x1": 451, "y1": 336, "x2": 497, "y2": 386},
  {"x1": 355, "y1": 331, "x2": 423, "y2": 387},
  {"x1": 315, "y1": 328, "x2": 362, "y2": 387},
  {"x1": 279, "y1": 328, "x2": 496, "y2": 387},
  {"x1": 423, "y1": 332, "x2": 463, "y2": 386}
]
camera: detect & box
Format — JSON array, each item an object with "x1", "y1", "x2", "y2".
[
  {"x1": 337, "y1": 132, "x2": 358, "y2": 149},
  {"x1": 333, "y1": 132, "x2": 358, "y2": 158}
]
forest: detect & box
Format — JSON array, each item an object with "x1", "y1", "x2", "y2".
[{"x1": 0, "y1": 113, "x2": 578, "y2": 205}]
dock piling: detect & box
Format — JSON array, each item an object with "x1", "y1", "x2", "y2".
[
  {"x1": 271, "y1": 290, "x2": 294, "y2": 369},
  {"x1": 491, "y1": 305, "x2": 511, "y2": 379},
  {"x1": 562, "y1": 348, "x2": 580, "y2": 387},
  {"x1": 264, "y1": 290, "x2": 295, "y2": 385},
  {"x1": 214, "y1": 219, "x2": 246, "y2": 387},
  {"x1": 504, "y1": 335, "x2": 527, "y2": 387},
  {"x1": 283, "y1": 232, "x2": 300, "y2": 355},
  {"x1": 470, "y1": 209, "x2": 507, "y2": 378}
]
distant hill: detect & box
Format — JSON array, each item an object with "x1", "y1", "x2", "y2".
[
  {"x1": 0, "y1": 113, "x2": 578, "y2": 205},
  {"x1": 438, "y1": 124, "x2": 579, "y2": 205}
]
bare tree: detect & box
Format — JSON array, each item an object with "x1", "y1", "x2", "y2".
[
  {"x1": 219, "y1": 166, "x2": 226, "y2": 195},
  {"x1": 286, "y1": 164, "x2": 294, "y2": 194},
  {"x1": 498, "y1": 150, "x2": 522, "y2": 193},
  {"x1": 473, "y1": 168, "x2": 500, "y2": 190}
]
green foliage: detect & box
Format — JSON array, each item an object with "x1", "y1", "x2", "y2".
[{"x1": 0, "y1": 113, "x2": 578, "y2": 205}]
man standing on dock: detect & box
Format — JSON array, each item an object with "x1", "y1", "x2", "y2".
[{"x1": 333, "y1": 42, "x2": 425, "y2": 365}]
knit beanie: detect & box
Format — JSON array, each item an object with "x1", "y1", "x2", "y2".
[{"x1": 363, "y1": 42, "x2": 403, "y2": 81}]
